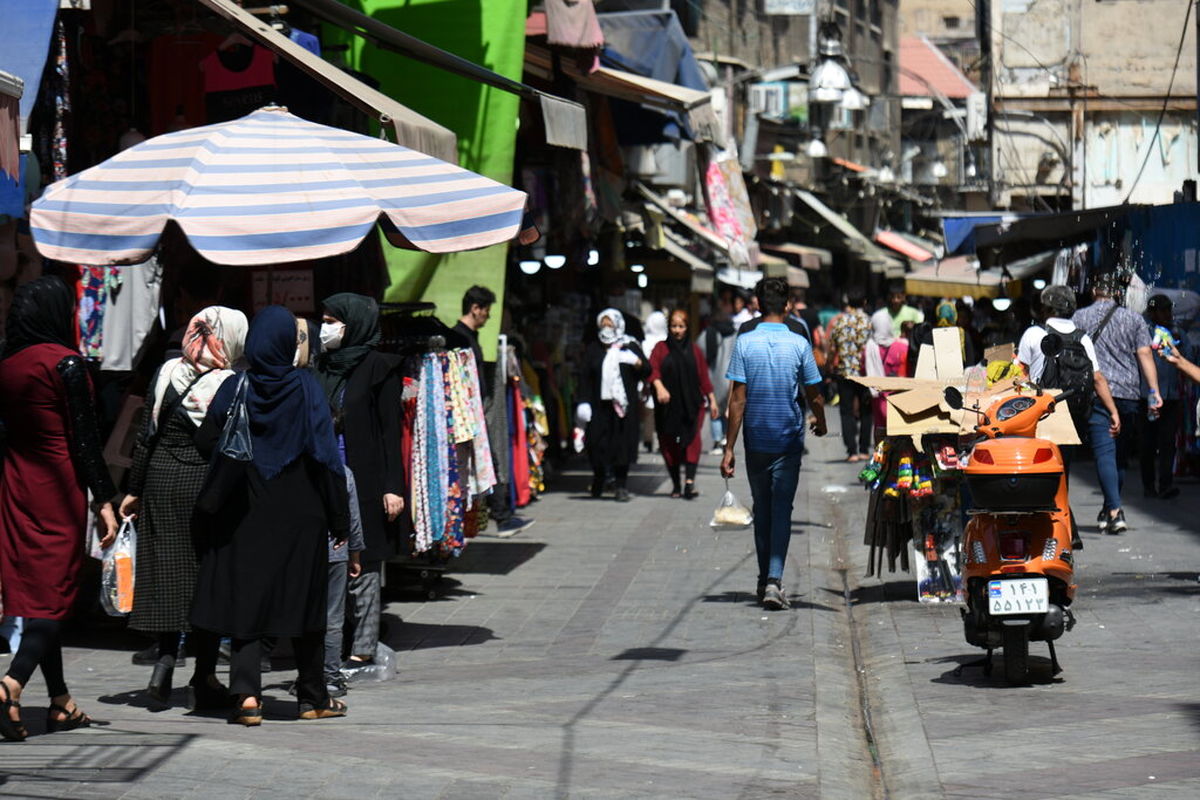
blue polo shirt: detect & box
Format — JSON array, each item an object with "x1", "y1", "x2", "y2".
[{"x1": 727, "y1": 322, "x2": 822, "y2": 454}]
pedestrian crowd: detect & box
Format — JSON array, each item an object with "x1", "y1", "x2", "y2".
[{"x1": 0, "y1": 275, "x2": 450, "y2": 739}]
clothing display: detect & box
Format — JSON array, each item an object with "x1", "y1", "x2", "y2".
[
  {"x1": 202, "y1": 45, "x2": 277, "y2": 125},
  {"x1": 409, "y1": 348, "x2": 496, "y2": 556},
  {"x1": 100, "y1": 256, "x2": 163, "y2": 372}
]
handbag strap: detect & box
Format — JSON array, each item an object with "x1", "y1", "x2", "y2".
[
  {"x1": 1090, "y1": 302, "x2": 1120, "y2": 344},
  {"x1": 146, "y1": 369, "x2": 212, "y2": 449}
]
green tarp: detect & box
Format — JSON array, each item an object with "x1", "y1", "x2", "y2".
[{"x1": 344, "y1": 0, "x2": 526, "y2": 358}]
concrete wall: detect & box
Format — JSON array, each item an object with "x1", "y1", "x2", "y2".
[
  {"x1": 898, "y1": 0, "x2": 975, "y2": 40},
  {"x1": 1082, "y1": 111, "x2": 1198, "y2": 206},
  {"x1": 992, "y1": 0, "x2": 1197, "y2": 98},
  {"x1": 692, "y1": 0, "x2": 813, "y2": 69}
]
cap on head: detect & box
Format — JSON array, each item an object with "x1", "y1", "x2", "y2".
[
  {"x1": 1041, "y1": 285, "x2": 1076, "y2": 316},
  {"x1": 1146, "y1": 294, "x2": 1173, "y2": 312}
]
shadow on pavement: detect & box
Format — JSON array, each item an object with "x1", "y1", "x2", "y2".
[
  {"x1": 930, "y1": 653, "x2": 1063, "y2": 688},
  {"x1": 0, "y1": 729, "x2": 195, "y2": 790},
  {"x1": 383, "y1": 619, "x2": 499, "y2": 651},
  {"x1": 699, "y1": 591, "x2": 836, "y2": 612},
  {"x1": 612, "y1": 647, "x2": 686, "y2": 662},
  {"x1": 847, "y1": 581, "x2": 920, "y2": 605}
]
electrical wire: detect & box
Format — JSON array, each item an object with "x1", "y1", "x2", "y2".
[{"x1": 1123, "y1": 0, "x2": 1195, "y2": 202}]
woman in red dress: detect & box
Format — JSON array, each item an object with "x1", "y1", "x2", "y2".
[
  {"x1": 0, "y1": 277, "x2": 120, "y2": 742},
  {"x1": 649, "y1": 309, "x2": 719, "y2": 499}
]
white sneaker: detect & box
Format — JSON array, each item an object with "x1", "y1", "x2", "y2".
[{"x1": 762, "y1": 584, "x2": 790, "y2": 610}]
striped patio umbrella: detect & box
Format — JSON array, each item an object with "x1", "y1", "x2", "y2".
[{"x1": 30, "y1": 106, "x2": 529, "y2": 266}]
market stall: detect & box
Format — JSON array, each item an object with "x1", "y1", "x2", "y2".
[{"x1": 851, "y1": 328, "x2": 1080, "y2": 603}]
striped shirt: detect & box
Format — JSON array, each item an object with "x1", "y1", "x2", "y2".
[{"x1": 727, "y1": 322, "x2": 822, "y2": 454}]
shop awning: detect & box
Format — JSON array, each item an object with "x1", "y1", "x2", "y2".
[
  {"x1": 875, "y1": 229, "x2": 935, "y2": 262},
  {"x1": 525, "y1": 45, "x2": 720, "y2": 144},
  {"x1": 756, "y1": 249, "x2": 789, "y2": 278},
  {"x1": 0, "y1": 71, "x2": 21, "y2": 181},
  {"x1": 661, "y1": 228, "x2": 715, "y2": 293},
  {"x1": 638, "y1": 181, "x2": 730, "y2": 254},
  {"x1": 760, "y1": 242, "x2": 832, "y2": 271},
  {"x1": 974, "y1": 205, "x2": 1132, "y2": 251},
  {"x1": 198, "y1": 0, "x2": 459, "y2": 163},
  {"x1": 287, "y1": 0, "x2": 587, "y2": 150},
  {"x1": 906, "y1": 251, "x2": 1054, "y2": 298},
  {"x1": 787, "y1": 266, "x2": 811, "y2": 289},
  {"x1": 794, "y1": 189, "x2": 906, "y2": 276},
  {"x1": 0, "y1": 0, "x2": 56, "y2": 136}
]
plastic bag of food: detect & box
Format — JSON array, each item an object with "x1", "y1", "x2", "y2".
[
  {"x1": 710, "y1": 480, "x2": 753, "y2": 530},
  {"x1": 100, "y1": 517, "x2": 136, "y2": 617}
]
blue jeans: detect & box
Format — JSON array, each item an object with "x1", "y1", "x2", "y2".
[
  {"x1": 1088, "y1": 398, "x2": 1138, "y2": 512},
  {"x1": 746, "y1": 450, "x2": 803, "y2": 582},
  {"x1": 711, "y1": 415, "x2": 726, "y2": 446}
]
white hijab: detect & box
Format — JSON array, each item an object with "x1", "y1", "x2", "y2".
[
  {"x1": 597, "y1": 308, "x2": 638, "y2": 417},
  {"x1": 151, "y1": 306, "x2": 248, "y2": 429},
  {"x1": 864, "y1": 309, "x2": 898, "y2": 394},
  {"x1": 642, "y1": 310, "x2": 668, "y2": 354}
]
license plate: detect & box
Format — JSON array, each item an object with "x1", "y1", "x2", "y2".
[{"x1": 987, "y1": 578, "x2": 1049, "y2": 615}]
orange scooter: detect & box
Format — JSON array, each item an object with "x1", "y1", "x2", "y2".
[{"x1": 944, "y1": 381, "x2": 1077, "y2": 684}]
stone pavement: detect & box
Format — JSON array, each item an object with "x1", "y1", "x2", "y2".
[{"x1": 2, "y1": 423, "x2": 1198, "y2": 799}]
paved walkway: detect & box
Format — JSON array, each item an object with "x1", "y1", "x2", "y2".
[{"x1": 2, "y1": 422, "x2": 1198, "y2": 799}]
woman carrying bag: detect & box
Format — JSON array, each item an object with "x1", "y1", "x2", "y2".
[
  {"x1": 0, "y1": 277, "x2": 120, "y2": 742},
  {"x1": 579, "y1": 309, "x2": 649, "y2": 502},
  {"x1": 649, "y1": 309, "x2": 718, "y2": 499},
  {"x1": 191, "y1": 305, "x2": 350, "y2": 725},
  {"x1": 120, "y1": 306, "x2": 247, "y2": 709}
]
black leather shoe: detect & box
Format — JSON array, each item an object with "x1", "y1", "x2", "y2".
[{"x1": 147, "y1": 661, "x2": 174, "y2": 706}]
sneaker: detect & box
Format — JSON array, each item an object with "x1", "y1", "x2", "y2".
[
  {"x1": 496, "y1": 516, "x2": 535, "y2": 538},
  {"x1": 1108, "y1": 509, "x2": 1127, "y2": 534},
  {"x1": 614, "y1": 488, "x2": 631, "y2": 503},
  {"x1": 756, "y1": 582, "x2": 768, "y2": 603},
  {"x1": 1096, "y1": 509, "x2": 1109, "y2": 534},
  {"x1": 709, "y1": 446, "x2": 724, "y2": 456},
  {"x1": 762, "y1": 583, "x2": 790, "y2": 610}
]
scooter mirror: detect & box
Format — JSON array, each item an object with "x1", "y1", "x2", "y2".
[
  {"x1": 944, "y1": 386, "x2": 965, "y2": 410},
  {"x1": 1041, "y1": 331, "x2": 1064, "y2": 358}
]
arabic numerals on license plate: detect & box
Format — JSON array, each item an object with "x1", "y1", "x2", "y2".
[{"x1": 988, "y1": 578, "x2": 1048, "y2": 614}]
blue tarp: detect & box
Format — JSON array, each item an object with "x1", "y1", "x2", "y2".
[
  {"x1": 1108, "y1": 203, "x2": 1200, "y2": 292},
  {"x1": 596, "y1": 10, "x2": 709, "y2": 143},
  {"x1": 1, "y1": 0, "x2": 58, "y2": 133},
  {"x1": 942, "y1": 215, "x2": 1004, "y2": 255}
]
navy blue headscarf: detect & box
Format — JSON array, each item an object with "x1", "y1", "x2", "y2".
[{"x1": 211, "y1": 305, "x2": 343, "y2": 481}]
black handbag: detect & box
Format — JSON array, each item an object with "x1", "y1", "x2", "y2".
[{"x1": 195, "y1": 375, "x2": 254, "y2": 514}]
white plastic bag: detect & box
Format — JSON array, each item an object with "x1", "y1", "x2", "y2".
[
  {"x1": 100, "y1": 518, "x2": 137, "y2": 617},
  {"x1": 710, "y1": 479, "x2": 753, "y2": 530}
]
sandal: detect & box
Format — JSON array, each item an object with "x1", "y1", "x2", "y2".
[
  {"x1": 45, "y1": 701, "x2": 91, "y2": 734},
  {"x1": 229, "y1": 697, "x2": 262, "y2": 727},
  {"x1": 0, "y1": 683, "x2": 26, "y2": 742},
  {"x1": 298, "y1": 697, "x2": 347, "y2": 720}
]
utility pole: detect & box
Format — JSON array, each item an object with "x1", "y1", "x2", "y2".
[{"x1": 978, "y1": 0, "x2": 996, "y2": 206}]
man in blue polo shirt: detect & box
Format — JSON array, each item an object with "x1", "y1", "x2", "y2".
[{"x1": 722, "y1": 278, "x2": 827, "y2": 610}]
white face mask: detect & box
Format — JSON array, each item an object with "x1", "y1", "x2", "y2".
[{"x1": 320, "y1": 321, "x2": 345, "y2": 351}]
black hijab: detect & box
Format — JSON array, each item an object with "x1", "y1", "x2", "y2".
[
  {"x1": 210, "y1": 305, "x2": 344, "y2": 481},
  {"x1": 2, "y1": 276, "x2": 75, "y2": 359},
  {"x1": 657, "y1": 328, "x2": 702, "y2": 447},
  {"x1": 315, "y1": 293, "x2": 381, "y2": 408}
]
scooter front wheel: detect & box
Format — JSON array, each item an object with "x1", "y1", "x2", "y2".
[{"x1": 1002, "y1": 624, "x2": 1030, "y2": 684}]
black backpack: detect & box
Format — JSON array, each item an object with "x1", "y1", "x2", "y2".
[{"x1": 1039, "y1": 328, "x2": 1094, "y2": 424}]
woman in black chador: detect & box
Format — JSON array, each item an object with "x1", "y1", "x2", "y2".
[
  {"x1": 191, "y1": 305, "x2": 350, "y2": 725},
  {"x1": 579, "y1": 308, "x2": 649, "y2": 502},
  {"x1": 313, "y1": 293, "x2": 404, "y2": 669}
]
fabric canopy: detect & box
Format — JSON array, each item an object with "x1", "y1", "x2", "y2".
[
  {"x1": 906, "y1": 251, "x2": 1053, "y2": 298},
  {"x1": 638, "y1": 182, "x2": 729, "y2": 254},
  {"x1": 761, "y1": 242, "x2": 832, "y2": 271},
  {"x1": 794, "y1": 189, "x2": 905, "y2": 276},
  {"x1": 31, "y1": 107, "x2": 528, "y2": 266},
  {"x1": 0, "y1": 0, "x2": 56, "y2": 136},
  {"x1": 198, "y1": 0, "x2": 458, "y2": 162},
  {"x1": 875, "y1": 229, "x2": 935, "y2": 262}
]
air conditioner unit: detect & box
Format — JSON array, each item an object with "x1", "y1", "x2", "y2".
[{"x1": 750, "y1": 83, "x2": 788, "y2": 119}]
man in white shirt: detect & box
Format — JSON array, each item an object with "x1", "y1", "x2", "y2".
[{"x1": 1017, "y1": 285, "x2": 1120, "y2": 546}]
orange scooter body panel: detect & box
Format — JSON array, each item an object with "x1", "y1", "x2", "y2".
[{"x1": 961, "y1": 391, "x2": 1076, "y2": 603}]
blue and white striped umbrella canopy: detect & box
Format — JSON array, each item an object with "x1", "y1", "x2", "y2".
[{"x1": 30, "y1": 107, "x2": 528, "y2": 266}]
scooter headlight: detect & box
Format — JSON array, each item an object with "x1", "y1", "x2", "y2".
[{"x1": 1042, "y1": 538, "x2": 1059, "y2": 561}]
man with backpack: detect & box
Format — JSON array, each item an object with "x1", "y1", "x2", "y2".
[
  {"x1": 1019, "y1": 285, "x2": 1121, "y2": 547},
  {"x1": 1072, "y1": 274, "x2": 1162, "y2": 534}
]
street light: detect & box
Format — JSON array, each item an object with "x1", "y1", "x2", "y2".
[
  {"x1": 840, "y1": 85, "x2": 869, "y2": 111},
  {"x1": 519, "y1": 260, "x2": 542, "y2": 275},
  {"x1": 544, "y1": 254, "x2": 566, "y2": 270},
  {"x1": 810, "y1": 58, "x2": 851, "y2": 104},
  {"x1": 806, "y1": 133, "x2": 828, "y2": 159}
]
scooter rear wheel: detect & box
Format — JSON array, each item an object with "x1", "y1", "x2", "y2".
[{"x1": 1002, "y1": 625, "x2": 1030, "y2": 684}]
